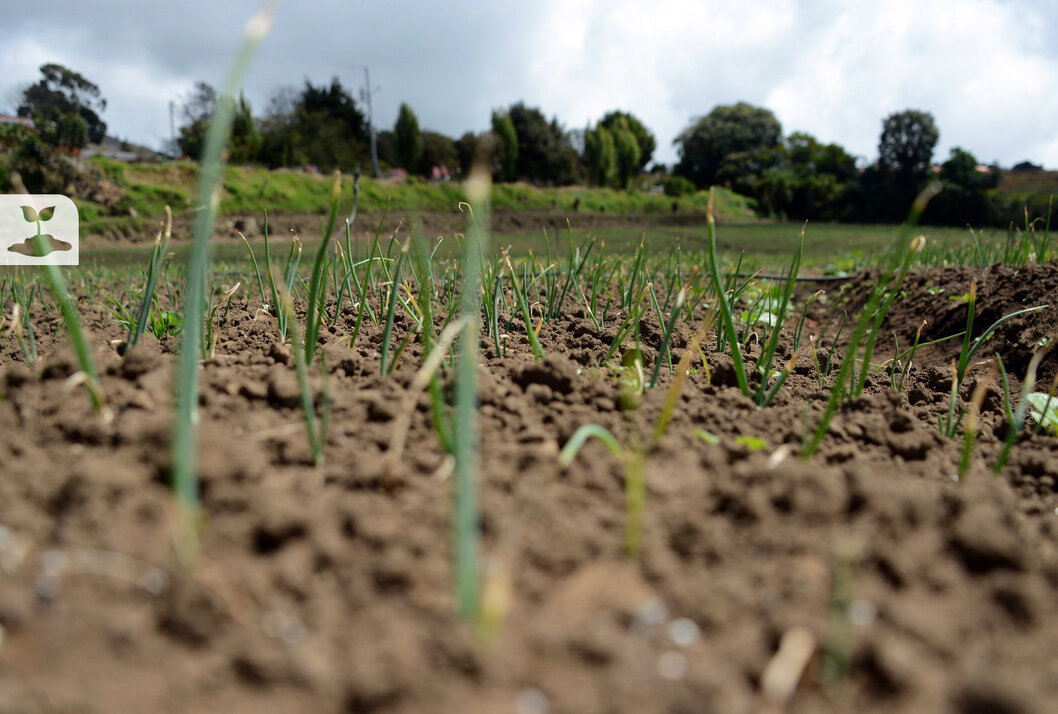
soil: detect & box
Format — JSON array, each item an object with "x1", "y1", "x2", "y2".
[{"x1": 1, "y1": 261, "x2": 1057, "y2": 714}]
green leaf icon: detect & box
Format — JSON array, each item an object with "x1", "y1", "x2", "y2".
[
  {"x1": 21, "y1": 206, "x2": 38, "y2": 222},
  {"x1": 38, "y1": 206, "x2": 56, "y2": 221}
]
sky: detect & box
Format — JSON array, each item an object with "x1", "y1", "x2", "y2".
[{"x1": 2, "y1": 0, "x2": 1057, "y2": 169}]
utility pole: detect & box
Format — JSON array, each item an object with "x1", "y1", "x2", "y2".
[
  {"x1": 358, "y1": 66, "x2": 381, "y2": 178},
  {"x1": 168, "y1": 100, "x2": 176, "y2": 153}
]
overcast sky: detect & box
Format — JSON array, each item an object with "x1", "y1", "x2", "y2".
[{"x1": 2, "y1": 0, "x2": 1057, "y2": 169}]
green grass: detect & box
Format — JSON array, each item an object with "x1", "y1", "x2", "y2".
[{"x1": 76, "y1": 159, "x2": 759, "y2": 235}]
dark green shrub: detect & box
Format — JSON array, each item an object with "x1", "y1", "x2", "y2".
[{"x1": 661, "y1": 175, "x2": 695, "y2": 197}]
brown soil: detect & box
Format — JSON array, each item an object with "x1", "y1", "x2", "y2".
[{"x1": 1, "y1": 263, "x2": 1057, "y2": 713}]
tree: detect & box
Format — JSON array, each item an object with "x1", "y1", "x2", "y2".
[
  {"x1": 455, "y1": 131, "x2": 480, "y2": 176},
  {"x1": 599, "y1": 110, "x2": 655, "y2": 171},
  {"x1": 229, "y1": 94, "x2": 262, "y2": 163},
  {"x1": 786, "y1": 132, "x2": 857, "y2": 183},
  {"x1": 611, "y1": 116, "x2": 642, "y2": 188},
  {"x1": 505, "y1": 103, "x2": 576, "y2": 185},
  {"x1": 258, "y1": 78, "x2": 370, "y2": 171},
  {"x1": 18, "y1": 63, "x2": 107, "y2": 147},
  {"x1": 393, "y1": 102, "x2": 423, "y2": 172},
  {"x1": 374, "y1": 130, "x2": 397, "y2": 168},
  {"x1": 923, "y1": 147, "x2": 999, "y2": 226},
  {"x1": 674, "y1": 102, "x2": 782, "y2": 188},
  {"x1": 877, "y1": 109, "x2": 938, "y2": 178},
  {"x1": 584, "y1": 125, "x2": 616, "y2": 187},
  {"x1": 419, "y1": 131, "x2": 457, "y2": 176},
  {"x1": 775, "y1": 132, "x2": 858, "y2": 219},
  {"x1": 176, "y1": 83, "x2": 259, "y2": 163},
  {"x1": 490, "y1": 110, "x2": 517, "y2": 181}
]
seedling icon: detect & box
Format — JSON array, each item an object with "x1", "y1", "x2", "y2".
[{"x1": 9, "y1": 204, "x2": 72, "y2": 257}]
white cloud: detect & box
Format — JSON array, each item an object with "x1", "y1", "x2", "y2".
[{"x1": 1, "y1": 0, "x2": 1056, "y2": 168}]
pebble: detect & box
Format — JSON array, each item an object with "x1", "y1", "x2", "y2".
[
  {"x1": 667, "y1": 618, "x2": 701, "y2": 647},
  {"x1": 850, "y1": 600, "x2": 877, "y2": 627},
  {"x1": 635, "y1": 599, "x2": 669, "y2": 628},
  {"x1": 516, "y1": 688, "x2": 549, "y2": 714},
  {"x1": 657, "y1": 650, "x2": 688, "y2": 680}
]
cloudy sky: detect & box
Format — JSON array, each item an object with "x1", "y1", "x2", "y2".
[{"x1": 2, "y1": 0, "x2": 1057, "y2": 169}]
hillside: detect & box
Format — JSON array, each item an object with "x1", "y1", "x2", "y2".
[{"x1": 74, "y1": 158, "x2": 760, "y2": 242}]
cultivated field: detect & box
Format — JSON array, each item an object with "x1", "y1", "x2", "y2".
[{"x1": 1, "y1": 176, "x2": 1057, "y2": 713}]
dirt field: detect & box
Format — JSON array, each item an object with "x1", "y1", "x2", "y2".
[{"x1": 1, "y1": 261, "x2": 1057, "y2": 713}]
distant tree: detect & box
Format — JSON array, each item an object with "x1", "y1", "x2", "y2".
[
  {"x1": 877, "y1": 109, "x2": 939, "y2": 178},
  {"x1": 454, "y1": 131, "x2": 480, "y2": 176},
  {"x1": 505, "y1": 103, "x2": 576, "y2": 185},
  {"x1": 674, "y1": 102, "x2": 782, "y2": 188},
  {"x1": 393, "y1": 102, "x2": 423, "y2": 172},
  {"x1": 419, "y1": 131, "x2": 458, "y2": 176},
  {"x1": 854, "y1": 109, "x2": 941, "y2": 221},
  {"x1": 584, "y1": 125, "x2": 616, "y2": 187},
  {"x1": 715, "y1": 146, "x2": 783, "y2": 196},
  {"x1": 176, "y1": 83, "x2": 259, "y2": 162},
  {"x1": 0, "y1": 123, "x2": 50, "y2": 192},
  {"x1": 611, "y1": 116, "x2": 642, "y2": 188},
  {"x1": 18, "y1": 63, "x2": 107, "y2": 146},
  {"x1": 258, "y1": 78, "x2": 369, "y2": 171},
  {"x1": 176, "y1": 82, "x2": 215, "y2": 159},
  {"x1": 599, "y1": 110, "x2": 655, "y2": 171},
  {"x1": 922, "y1": 147, "x2": 998, "y2": 226},
  {"x1": 229, "y1": 94, "x2": 261, "y2": 162},
  {"x1": 375, "y1": 130, "x2": 397, "y2": 168},
  {"x1": 786, "y1": 132, "x2": 857, "y2": 182},
  {"x1": 490, "y1": 110, "x2": 518, "y2": 181},
  {"x1": 779, "y1": 132, "x2": 858, "y2": 219},
  {"x1": 454, "y1": 131, "x2": 476, "y2": 176},
  {"x1": 939, "y1": 147, "x2": 988, "y2": 188},
  {"x1": 1011, "y1": 160, "x2": 1042, "y2": 172}
]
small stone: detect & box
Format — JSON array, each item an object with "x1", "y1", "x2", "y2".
[
  {"x1": 667, "y1": 618, "x2": 701, "y2": 647},
  {"x1": 657, "y1": 650, "x2": 688, "y2": 680}
]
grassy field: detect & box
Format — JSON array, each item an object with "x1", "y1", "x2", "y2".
[
  {"x1": 79, "y1": 217, "x2": 978, "y2": 277},
  {"x1": 79, "y1": 157, "x2": 759, "y2": 233}
]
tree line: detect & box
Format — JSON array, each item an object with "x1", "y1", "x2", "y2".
[
  {"x1": 167, "y1": 77, "x2": 1052, "y2": 226},
  {"x1": 3, "y1": 63, "x2": 1051, "y2": 227}
]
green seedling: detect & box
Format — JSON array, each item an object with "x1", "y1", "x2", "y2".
[
  {"x1": 31, "y1": 234, "x2": 104, "y2": 412},
  {"x1": 501, "y1": 249, "x2": 546, "y2": 361},
  {"x1": 959, "y1": 363, "x2": 996, "y2": 478},
  {"x1": 803, "y1": 183, "x2": 941, "y2": 459},
  {"x1": 171, "y1": 0, "x2": 276, "y2": 566},
  {"x1": 277, "y1": 276, "x2": 324, "y2": 467},
  {"x1": 705, "y1": 189, "x2": 749, "y2": 396},
  {"x1": 129, "y1": 206, "x2": 172, "y2": 349},
  {"x1": 380, "y1": 242, "x2": 408, "y2": 377},
  {"x1": 203, "y1": 282, "x2": 240, "y2": 359},
  {"x1": 939, "y1": 278, "x2": 1046, "y2": 438},
  {"x1": 304, "y1": 170, "x2": 342, "y2": 366},
  {"x1": 693, "y1": 429, "x2": 720, "y2": 445},
  {"x1": 648, "y1": 287, "x2": 686, "y2": 388},
  {"x1": 562, "y1": 320, "x2": 713, "y2": 557},
  {"x1": 348, "y1": 210, "x2": 388, "y2": 349},
  {"x1": 453, "y1": 175, "x2": 491, "y2": 620},
  {"x1": 821, "y1": 544, "x2": 860, "y2": 690},
  {"x1": 7, "y1": 302, "x2": 38, "y2": 364},
  {"x1": 1026, "y1": 387, "x2": 1058, "y2": 436},
  {"x1": 994, "y1": 339, "x2": 1055, "y2": 472},
  {"x1": 735, "y1": 434, "x2": 768, "y2": 451}
]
